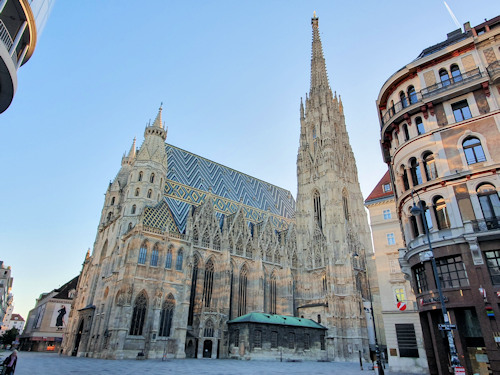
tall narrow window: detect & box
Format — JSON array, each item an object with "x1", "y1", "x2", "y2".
[
  {"x1": 202, "y1": 259, "x2": 215, "y2": 307},
  {"x1": 423, "y1": 152, "x2": 438, "y2": 180},
  {"x1": 238, "y1": 265, "x2": 248, "y2": 317},
  {"x1": 254, "y1": 329, "x2": 262, "y2": 348},
  {"x1": 313, "y1": 190, "x2": 322, "y2": 229},
  {"x1": 150, "y1": 244, "x2": 159, "y2": 266},
  {"x1": 150, "y1": 173, "x2": 155, "y2": 183},
  {"x1": 270, "y1": 273, "x2": 277, "y2": 314},
  {"x1": 402, "y1": 124, "x2": 410, "y2": 141},
  {"x1": 322, "y1": 273, "x2": 327, "y2": 292},
  {"x1": 213, "y1": 233, "x2": 221, "y2": 250},
  {"x1": 131, "y1": 204, "x2": 136, "y2": 214},
  {"x1": 129, "y1": 291, "x2": 147, "y2": 336},
  {"x1": 463, "y1": 137, "x2": 486, "y2": 164},
  {"x1": 159, "y1": 294, "x2": 175, "y2": 337},
  {"x1": 188, "y1": 256, "x2": 199, "y2": 326},
  {"x1": 138, "y1": 242, "x2": 147, "y2": 264},
  {"x1": 413, "y1": 265, "x2": 428, "y2": 294},
  {"x1": 175, "y1": 249, "x2": 184, "y2": 270},
  {"x1": 271, "y1": 331, "x2": 278, "y2": 348},
  {"x1": 135, "y1": 188, "x2": 140, "y2": 197},
  {"x1": 202, "y1": 230, "x2": 210, "y2": 248},
  {"x1": 342, "y1": 189, "x2": 349, "y2": 221},
  {"x1": 138, "y1": 171, "x2": 143, "y2": 181},
  {"x1": 292, "y1": 252, "x2": 298, "y2": 268},
  {"x1": 304, "y1": 334, "x2": 310, "y2": 350},
  {"x1": 415, "y1": 117, "x2": 425, "y2": 135},
  {"x1": 433, "y1": 196, "x2": 450, "y2": 229},
  {"x1": 402, "y1": 167, "x2": 410, "y2": 191},
  {"x1": 204, "y1": 319, "x2": 214, "y2": 337},
  {"x1": 288, "y1": 332, "x2": 295, "y2": 349},
  {"x1": 387, "y1": 233, "x2": 395, "y2": 245},
  {"x1": 111, "y1": 197, "x2": 115, "y2": 206},
  {"x1": 452, "y1": 100, "x2": 472, "y2": 122},
  {"x1": 409, "y1": 215, "x2": 419, "y2": 238},
  {"x1": 407, "y1": 86, "x2": 417, "y2": 105},
  {"x1": 165, "y1": 246, "x2": 173, "y2": 269},
  {"x1": 399, "y1": 91, "x2": 408, "y2": 108},
  {"x1": 439, "y1": 69, "x2": 450, "y2": 86},
  {"x1": 236, "y1": 237, "x2": 244, "y2": 256},
  {"x1": 477, "y1": 184, "x2": 500, "y2": 229},
  {"x1": 450, "y1": 64, "x2": 462, "y2": 83},
  {"x1": 193, "y1": 227, "x2": 199, "y2": 245},
  {"x1": 147, "y1": 189, "x2": 152, "y2": 198},
  {"x1": 409, "y1": 158, "x2": 422, "y2": 186}
]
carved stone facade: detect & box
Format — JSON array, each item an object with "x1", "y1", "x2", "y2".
[{"x1": 62, "y1": 15, "x2": 373, "y2": 362}]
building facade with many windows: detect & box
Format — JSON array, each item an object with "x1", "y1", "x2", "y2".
[
  {"x1": 365, "y1": 172, "x2": 428, "y2": 373},
  {"x1": 377, "y1": 16, "x2": 500, "y2": 375}
]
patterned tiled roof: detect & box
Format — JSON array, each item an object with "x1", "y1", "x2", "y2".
[{"x1": 143, "y1": 144, "x2": 296, "y2": 233}]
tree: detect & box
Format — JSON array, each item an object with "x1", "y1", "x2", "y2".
[{"x1": 1, "y1": 327, "x2": 19, "y2": 347}]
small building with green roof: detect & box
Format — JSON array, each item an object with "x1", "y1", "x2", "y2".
[{"x1": 227, "y1": 312, "x2": 327, "y2": 361}]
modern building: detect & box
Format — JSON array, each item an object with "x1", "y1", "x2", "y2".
[
  {"x1": 0, "y1": 0, "x2": 55, "y2": 113},
  {"x1": 0, "y1": 261, "x2": 13, "y2": 325},
  {"x1": 20, "y1": 275, "x2": 78, "y2": 352},
  {"x1": 62, "y1": 15, "x2": 375, "y2": 362},
  {"x1": 376, "y1": 16, "x2": 500, "y2": 375},
  {"x1": 365, "y1": 171, "x2": 428, "y2": 373}
]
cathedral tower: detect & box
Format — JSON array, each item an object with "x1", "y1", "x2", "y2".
[{"x1": 294, "y1": 14, "x2": 373, "y2": 361}]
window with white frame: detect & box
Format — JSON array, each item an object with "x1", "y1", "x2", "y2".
[
  {"x1": 383, "y1": 209, "x2": 392, "y2": 220},
  {"x1": 387, "y1": 233, "x2": 396, "y2": 245},
  {"x1": 383, "y1": 183, "x2": 392, "y2": 192}
]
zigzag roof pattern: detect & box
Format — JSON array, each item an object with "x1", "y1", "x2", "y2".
[{"x1": 163, "y1": 144, "x2": 296, "y2": 233}]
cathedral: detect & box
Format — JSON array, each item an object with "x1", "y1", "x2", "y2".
[{"x1": 62, "y1": 15, "x2": 374, "y2": 362}]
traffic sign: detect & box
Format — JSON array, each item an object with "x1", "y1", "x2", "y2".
[
  {"x1": 438, "y1": 324, "x2": 457, "y2": 331},
  {"x1": 397, "y1": 301, "x2": 407, "y2": 311},
  {"x1": 454, "y1": 366, "x2": 465, "y2": 374}
]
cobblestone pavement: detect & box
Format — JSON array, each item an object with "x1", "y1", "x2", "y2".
[{"x1": 1, "y1": 351, "x2": 419, "y2": 375}]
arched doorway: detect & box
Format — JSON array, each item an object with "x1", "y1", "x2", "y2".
[
  {"x1": 203, "y1": 340, "x2": 212, "y2": 358},
  {"x1": 72, "y1": 319, "x2": 84, "y2": 356}
]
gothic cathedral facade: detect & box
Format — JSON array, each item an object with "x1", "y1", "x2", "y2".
[{"x1": 63, "y1": 15, "x2": 373, "y2": 361}]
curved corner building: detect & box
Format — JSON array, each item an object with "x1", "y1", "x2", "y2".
[
  {"x1": 0, "y1": 0, "x2": 54, "y2": 113},
  {"x1": 376, "y1": 16, "x2": 500, "y2": 375}
]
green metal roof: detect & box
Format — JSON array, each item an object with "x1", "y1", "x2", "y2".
[{"x1": 227, "y1": 312, "x2": 327, "y2": 330}]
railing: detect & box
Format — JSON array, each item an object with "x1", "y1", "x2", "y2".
[
  {"x1": 142, "y1": 225, "x2": 186, "y2": 240},
  {"x1": 381, "y1": 92, "x2": 423, "y2": 126},
  {"x1": 487, "y1": 60, "x2": 500, "y2": 79},
  {"x1": 381, "y1": 67, "x2": 484, "y2": 127},
  {"x1": 0, "y1": 20, "x2": 13, "y2": 52},
  {"x1": 471, "y1": 217, "x2": 500, "y2": 233},
  {"x1": 420, "y1": 67, "x2": 482, "y2": 98}
]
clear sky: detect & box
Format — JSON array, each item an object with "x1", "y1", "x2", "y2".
[{"x1": 1, "y1": 1, "x2": 498, "y2": 321}]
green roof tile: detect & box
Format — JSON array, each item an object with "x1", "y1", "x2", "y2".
[{"x1": 227, "y1": 312, "x2": 327, "y2": 329}]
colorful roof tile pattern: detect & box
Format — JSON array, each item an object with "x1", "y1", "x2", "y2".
[
  {"x1": 143, "y1": 200, "x2": 179, "y2": 233},
  {"x1": 160, "y1": 144, "x2": 296, "y2": 232}
]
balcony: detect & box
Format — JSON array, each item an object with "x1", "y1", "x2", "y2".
[
  {"x1": 380, "y1": 67, "x2": 486, "y2": 128},
  {"x1": 471, "y1": 216, "x2": 500, "y2": 233},
  {"x1": 420, "y1": 67, "x2": 483, "y2": 99},
  {"x1": 487, "y1": 60, "x2": 500, "y2": 84}
]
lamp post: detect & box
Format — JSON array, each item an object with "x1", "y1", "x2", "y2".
[{"x1": 410, "y1": 190, "x2": 461, "y2": 371}]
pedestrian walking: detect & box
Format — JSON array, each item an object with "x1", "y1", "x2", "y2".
[{"x1": 2, "y1": 349, "x2": 17, "y2": 375}]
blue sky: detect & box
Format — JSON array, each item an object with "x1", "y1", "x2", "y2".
[{"x1": 1, "y1": 1, "x2": 498, "y2": 320}]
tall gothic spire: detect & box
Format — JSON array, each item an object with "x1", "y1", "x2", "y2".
[
  {"x1": 152, "y1": 104, "x2": 163, "y2": 129},
  {"x1": 310, "y1": 13, "x2": 330, "y2": 94}
]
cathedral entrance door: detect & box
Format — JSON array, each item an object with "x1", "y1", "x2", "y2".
[{"x1": 203, "y1": 340, "x2": 212, "y2": 358}]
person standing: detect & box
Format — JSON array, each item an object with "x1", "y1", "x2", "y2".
[{"x1": 2, "y1": 349, "x2": 17, "y2": 375}]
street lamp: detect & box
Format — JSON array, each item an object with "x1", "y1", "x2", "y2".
[{"x1": 409, "y1": 190, "x2": 461, "y2": 370}]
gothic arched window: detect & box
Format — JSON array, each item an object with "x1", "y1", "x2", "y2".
[
  {"x1": 129, "y1": 291, "x2": 147, "y2": 336},
  {"x1": 270, "y1": 272, "x2": 277, "y2": 314},
  {"x1": 111, "y1": 196, "x2": 115, "y2": 206},
  {"x1": 150, "y1": 173, "x2": 155, "y2": 183},
  {"x1": 313, "y1": 190, "x2": 322, "y2": 229},
  {"x1": 238, "y1": 265, "x2": 248, "y2": 317},
  {"x1": 203, "y1": 259, "x2": 215, "y2": 307},
  {"x1": 100, "y1": 240, "x2": 108, "y2": 263},
  {"x1": 202, "y1": 229, "x2": 210, "y2": 248},
  {"x1": 150, "y1": 244, "x2": 159, "y2": 266},
  {"x1": 159, "y1": 294, "x2": 175, "y2": 337},
  {"x1": 236, "y1": 237, "x2": 244, "y2": 256},
  {"x1": 165, "y1": 246, "x2": 173, "y2": 269},
  {"x1": 399, "y1": 91, "x2": 407, "y2": 108},
  {"x1": 138, "y1": 171, "x2": 143, "y2": 182},
  {"x1": 175, "y1": 249, "x2": 183, "y2": 270},
  {"x1": 265, "y1": 247, "x2": 272, "y2": 262},
  {"x1": 188, "y1": 255, "x2": 199, "y2": 326},
  {"x1": 213, "y1": 233, "x2": 221, "y2": 251},
  {"x1": 204, "y1": 319, "x2": 214, "y2": 337},
  {"x1": 342, "y1": 189, "x2": 349, "y2": 221},
  {"x1": 138, "y1": 241, "x2": 148, "y2": 264},
  {"x1": 131, "y1": 204, "x2": 136, "y2": 214},
  {"x1": 193, "y1": 227, "x2": 199, "y2": 245},
  {"x1": 147, "y1": 189, "x2": 152, "y2": 199},
  {"x1": 135, "y1": 188, "x2": 140, "y2": 197}
]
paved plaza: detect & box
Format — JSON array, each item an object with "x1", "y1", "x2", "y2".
[{"x1": 0, "y1": 351, "x2": 419, "y2": 375}]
